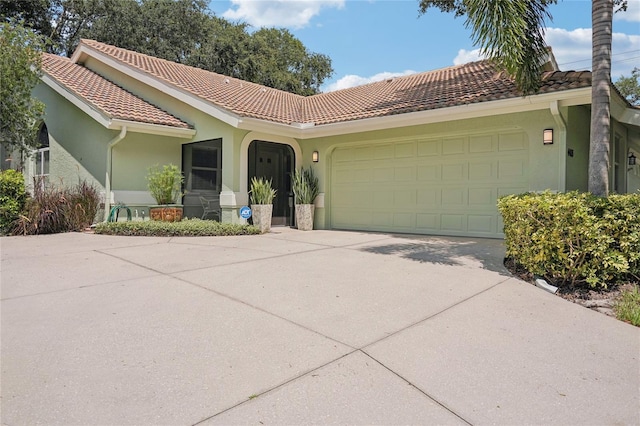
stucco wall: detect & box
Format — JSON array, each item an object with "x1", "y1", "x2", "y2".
[
  {"x1": 565, "y1": 105, "x2": 591, "y2": 192},
  {"x1": 32, "y1": 83, "x2": 117, "y2": 191}
]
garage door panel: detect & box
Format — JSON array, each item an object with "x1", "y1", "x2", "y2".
[
  {"x1": 395, "y1": 166, "x2": 416, "y2": 181},
  {"x1": 331, "y1": 131, "x2": 528, "y2": 238},
  {"x1": 469, "y1": 162, "x2": 494, "y2": 180},
  {"x1": 417, "y1": 165, "x2": 440, "y2": 181},
  {"x1": 395, "y1": 142, "x2": 416, "y2": 158},
  {"x1": 469, "y1": 135, "x2": 494, "y2": 153},
  {"x1": 418, "y1": 140, "x2": 440, "y2": 156},
  {"x1": 442, "y1": 137, "x2": 466, "y2": 155},
  {"x1": 441, "y1": 214, "x2": 465, "y2": 232},
  {"x1": 468, "y1": 215, "x2": 494, "y2": 233},
  {"x1": 468, "y1": 188, "x2": 495, "y2": 206},
  {"x1": 393, "y1": 213, "x2": 414, "y2": 228}
]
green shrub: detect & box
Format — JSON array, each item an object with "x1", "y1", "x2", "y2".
[
  {"x1": 12, "y1": 178, "x2": 101, "y2": 235},
  {"x1": 147, "y1": 164, "x2": 183, "y2": 205},
  {"x1": 249, "y1": 176, "x2": 277, "y2": 205},
  {"x1": 95, "y1": 218, "x2": 260, "y2": 236},
  {"x1": 498, "y1": 191, "x2": 640, "y2": 289},
  {"x1": 292, "y1": 167, "x2": 319, "y2": 204},
  {"x1": 0, "y1": 169, "x2": 27, "y2": 233},
  {"x1": 614, "y1": 285, "x2": 640, "y2": 327}
]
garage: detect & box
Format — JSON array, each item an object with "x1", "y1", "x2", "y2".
[{"x1": 330, "y1": 130, "x2": 530, "y2": 238}]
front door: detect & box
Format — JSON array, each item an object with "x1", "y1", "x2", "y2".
[{"x1": 248, "y1": 141, "x2": 294, "y2": 226}]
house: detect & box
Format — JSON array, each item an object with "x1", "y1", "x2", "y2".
[{"x1": 20, "y1": 39, "x2": 640, "y2": 237}]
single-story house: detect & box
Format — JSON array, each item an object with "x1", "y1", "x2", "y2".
[{"x1": 14, "y1": 39, "x2": 640, "y2": 237}]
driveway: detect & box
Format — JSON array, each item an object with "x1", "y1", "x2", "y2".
[{"x1": 1, "y1": 229, "x2": 638, "y2": 425}]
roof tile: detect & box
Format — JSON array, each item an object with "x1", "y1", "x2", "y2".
[{"x1": 42, "y1": 53, "x2": 192, "y2": 129}]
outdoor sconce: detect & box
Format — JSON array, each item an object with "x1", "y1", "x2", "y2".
[
  {"x1": 543, "y1": 129, "x2": 553, "y2": 145},
  {"x1": 630, "y1": 152, "x2": 637, "y2": 166},
  {"x1": 312, "y1": 151, "x2": 319, "y2": 162}
]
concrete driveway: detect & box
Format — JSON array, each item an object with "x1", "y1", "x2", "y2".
[{"x1": 1, "y1": 229, "x2": 638, "y2": 425}]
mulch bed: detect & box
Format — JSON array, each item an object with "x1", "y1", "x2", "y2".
[{"x1": 504, "y1": 258, "x2": 637, "y2": 318}]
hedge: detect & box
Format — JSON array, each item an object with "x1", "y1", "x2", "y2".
[
  {"x1": 95, "y1": 218, "x2": 261, "y2": 237},
  {"x1": 498, "y1": 191, "x2": 640, "y2": 289}
]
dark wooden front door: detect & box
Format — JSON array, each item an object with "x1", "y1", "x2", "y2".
[{"x1": 248, "y1": 141, "x2": 294, "y2": 226}]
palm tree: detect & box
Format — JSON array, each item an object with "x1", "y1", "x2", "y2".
[
  {"x1": 419, "y1": 0, "x2": 626, "y2": 196},
  {"x1": 589, "y1": 0, "x2": 613, "y2": 196}
]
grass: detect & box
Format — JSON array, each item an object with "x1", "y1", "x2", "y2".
[
  {"x1": 614, "y1": 284, "x2": 640, "y2": 327},
  {"x1": 94, "y1": 218, "x2": 260, "y2": 237}
]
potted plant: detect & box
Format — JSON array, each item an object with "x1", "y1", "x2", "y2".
[
  {"x1": 147, "y1": 164, "x2": 184, "y2": 222},
  {"x1": 292, "y1": 167, "x2": 319, "y2": 231},
  {"x1": 249, "y1": 176, "x2": 277, "y2": 233}
]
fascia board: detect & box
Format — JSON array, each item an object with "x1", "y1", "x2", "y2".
[
  {"x1": 619, "y1": 108, "x2": 640, "y2": 126},
  {"x1": 79, "y1": 46, "x2": 243, "y2": 128},
  {"x1": 299, "y1": 88, "x2": 593, "y2": 139},
  {"x1": 109, "y1": 119, "x2": 196, "y2": 138},
  {"x1": 41, "y1": 73, "x2": 112, "y2": 128}
]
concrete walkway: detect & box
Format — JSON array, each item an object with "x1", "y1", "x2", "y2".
[{"x1": 1, "y1": 229, "x2": 638, "y2": 425}]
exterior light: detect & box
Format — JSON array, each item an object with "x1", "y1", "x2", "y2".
[
  {"x1": 543, "y1": 129, "x2": 553, "y2": 145},
  {"x1": 630, "y1": 152, "x2": 637, "y2": 166},
  {"x1": 312, "y1": 151, "x2": 319, "y2": 162}
]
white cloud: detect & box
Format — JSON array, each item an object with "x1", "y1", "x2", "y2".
[
  {"x1": 222, "y1": 0, "x2": 345, "y2": 29},
  {"x1": 546, "y1": 27, "x2": 640, "y2": 77},
  {"x1": 615, "y1": 0, "x2": 640, "y2": 22},
  {"x1": 453, "y1": 48, "x2": 485, "y2": 65},
  {"x1": 325, "y1": 70, "x2": 417, "y2": 92}
]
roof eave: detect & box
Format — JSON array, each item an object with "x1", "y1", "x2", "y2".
[
  {"x1": 296, "y1": 87, "x2": 593, "y2": 139},
  {"x1": 41, "y1": 73, "x2": 195, "y2": 138}
]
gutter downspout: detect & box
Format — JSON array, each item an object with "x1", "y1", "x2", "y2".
[
  {"x1": 104, "y1": 126, "x2": 127, "y2": 221},
  {"x1": 550, "y1": 101, "x2": 567, "y2": 192}
]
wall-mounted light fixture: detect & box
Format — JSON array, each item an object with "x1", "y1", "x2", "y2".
[
  {"x1": 629, "y1": 152, "x2": 637, "y2": 166},
  {"x1": 312, "y1": 150, "x2": 319, "y2": 163},
  {"x1": 543, "y1": 129, "x2": 553, "y2": 145}
]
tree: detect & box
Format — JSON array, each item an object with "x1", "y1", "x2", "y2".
[
  {"x1": 419, "y1": 0, "x2": 628, "y2": 197},
  {"x1": 615, "y1": 67, "x2": 640, "y2": 106},
  {"x1": 4, "y1": 0, "x2": 334, "y2": 95},
  {"x1": 0, "y1": 22, "x2": 45, "y2": 163}
]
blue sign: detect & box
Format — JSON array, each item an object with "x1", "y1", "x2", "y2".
[{"x1": 239, "y1": 206, "x2": 252, "y2": 219}]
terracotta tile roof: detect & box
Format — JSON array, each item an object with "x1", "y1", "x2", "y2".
[
  {"x1": 74, "y1": 40, "x2": 593, "y2": 127},
  {"x1": 41, "y1": 53, "x2": 192, "y2": 129},
  {"x1": 80, "y1": 39, "x2": 304, "y2": 125},
  {"x1": 302, "y1": 64, "x2": 592, "y2": 125}
]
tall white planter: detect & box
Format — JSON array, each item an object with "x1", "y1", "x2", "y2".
[
  {"x1": 295, "y1": 204, "x2": 314, "y2": 231},
  {"x1": 251, "y1": 204, "x2": 273, "y2": 233}
]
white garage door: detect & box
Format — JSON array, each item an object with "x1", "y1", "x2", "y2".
[{"x1": 330, "y1": 131, "x2": 529, "y2": 238}]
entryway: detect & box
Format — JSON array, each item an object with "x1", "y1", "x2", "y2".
[{"x1": 248, "y1": 141, "x2": 295, "y2": 226}]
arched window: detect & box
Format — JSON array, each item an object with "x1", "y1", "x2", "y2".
[{"x1": 36, "y1": 123, "x2": 50, "y2": 179}]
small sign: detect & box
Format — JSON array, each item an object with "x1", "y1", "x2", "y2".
[{"x1": 239, "y1": 206, "x2": 252, "y2": 219}]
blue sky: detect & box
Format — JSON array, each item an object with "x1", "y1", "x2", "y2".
[{"x1": 208, "y1": 0, "x2": 640, "y2": 92}]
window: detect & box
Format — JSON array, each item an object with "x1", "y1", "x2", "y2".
[{"x1": 35, "y1": 123, "x2": 50, "y2": 179}]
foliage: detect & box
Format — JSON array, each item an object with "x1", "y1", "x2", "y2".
[
  {"x1": 0, "y1": 21, "x2": 46, "y2": 160},
  {"x1": 614, "y1": 67, "x2": 640, "y2": 106},
  {"x1": 614, "y1": 285, "x2": 640, "y2": 327},
  {"x1": 94, "y1": 218, "x2": 260, "y2": 237},
  {"x1": 4, "y1": 0, "x2": 333, "y2": 95},
  {"x1": 498, "y1": 191, "x2": 640, "y2": 289},
  {"x1": 419, "y1": 0, "x2": 557, "y2": 94},
  {"x1": 0, "y1": 169, "x2": 27, "y2": 233},
  {"x1": 292, "y1": 167, "x2": 319, "y2": 205},
  {"x1": 249, "y1": 176, "x2": 277, "y2": 205},
  {"x1": 12, "y1": 178, "x2": 101, "y2": 235},
  {"x1": 147, "y1": 164, "x2": 184, "y2": 205}
]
